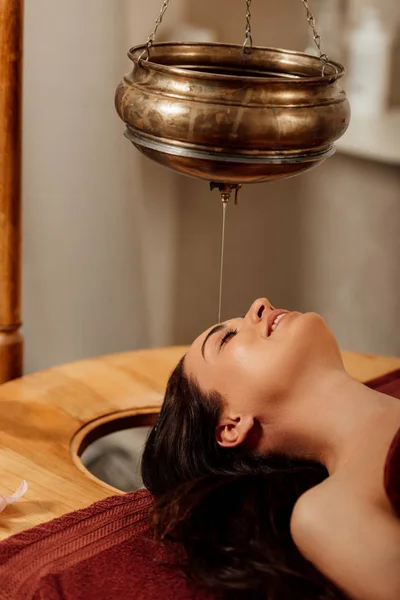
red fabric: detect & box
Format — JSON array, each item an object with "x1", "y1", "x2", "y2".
[
  {"x1": 384, "y1": 428, "x2": 400, "y2": 518},
  {"x1": 0, "y1": 489, "x2": 213, "y2": 600},
  {"x1": 366, "y1": 368, "x2": 400, "y2": 400},
  {"x1": 366, "y1": 369, "x2": 400, "y2": 516},
  {"x1": 0, "y1": 370, "x2": 399, "y2": 599}
]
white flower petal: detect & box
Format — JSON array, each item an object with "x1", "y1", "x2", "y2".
[{"x1": 0, "y1": 480, "x2": 28, "y2": 512}]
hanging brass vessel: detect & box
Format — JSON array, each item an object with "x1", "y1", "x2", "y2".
[{"x1": 115, "y1": 43, "x2": 350, "y2": 184}]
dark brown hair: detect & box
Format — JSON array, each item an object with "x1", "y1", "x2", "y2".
[{"x1": 141, "y1": 358, "x2": 346, "y2": 600}]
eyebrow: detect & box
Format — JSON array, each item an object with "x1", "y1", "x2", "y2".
[{"x1": 201, "y1": 324, "x2": 226, "y2": 360}]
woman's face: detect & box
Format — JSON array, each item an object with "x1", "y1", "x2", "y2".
[{"x1": 185, "y1": 297, "x2": 344, "y2": 449}]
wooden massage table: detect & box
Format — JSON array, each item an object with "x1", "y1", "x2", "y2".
[
  {"x1": 1, "y1": 1, "x2": 400, "y2": 542},
  {"x1": 1, "y1": 348, "x2": 400, "y2": 542}
]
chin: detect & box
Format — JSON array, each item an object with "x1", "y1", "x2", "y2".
[
  {"x1": 301, "y1": 311, "x2": 328, "y2": 326},
  {"x1": 301, "y1": 311, "x2": 334, "y2": 335},
  {"x1": 300, "y1": 312, "x2": 341, "y2": 360}
]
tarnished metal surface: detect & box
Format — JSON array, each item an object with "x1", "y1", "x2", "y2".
[{"x1": 115, "y1": 43, "x2": 350, "y2": 184}]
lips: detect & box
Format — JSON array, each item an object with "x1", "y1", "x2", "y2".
[{"x1": 266, "y1": 309, "x2": 290, "y2": 337}]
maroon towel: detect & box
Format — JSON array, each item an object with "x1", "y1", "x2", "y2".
[
  {"x1": 0, "y1": 489, "x2": 213, "y2": 600},
  {"x1": 0, "y1": 370, "x2": 399, "y2": 599},
  {"x1": 366, "y1": 369, "x2": 400, "y2": 517},
  {"x1": 385, "y1": 427, "x2": 400, "y2": 518},
  {"x1": 366, "y1": 368, "x2": 400, "y2": 400}
]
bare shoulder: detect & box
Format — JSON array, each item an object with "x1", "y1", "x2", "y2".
[
  {"x1": 290, "y1": 477, "x2": 400, "y2": 600},
  {"x1": 290, "y1": 476, "x2": 335, "y2": 544}
]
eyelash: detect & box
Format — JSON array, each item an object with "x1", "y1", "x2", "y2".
[{"x1": 220, "y1": 328, "x2": 238, "y2": 349}]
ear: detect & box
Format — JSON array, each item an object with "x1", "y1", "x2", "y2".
[{"x1": 216, "y1": 415, "x2": 254, "y2": 448}]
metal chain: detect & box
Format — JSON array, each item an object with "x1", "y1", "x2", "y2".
[
  {"x1": 300, "y1": 0, "x2": 329, "y2": 73},
  {"x1": 139, "y1": 0, "x2": 331, "y2": 74},
  {"x1": 139, "y1": 0, "x2": 171, "y2": 61},
  {"x1": 243, "y1": 0, "x2": 253, "y2": 52}
]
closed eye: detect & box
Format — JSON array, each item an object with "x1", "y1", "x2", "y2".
[{"x1": 219, "y1": 328, "x2": 237, "y2": 349}]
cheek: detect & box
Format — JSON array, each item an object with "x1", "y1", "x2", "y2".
[
  {"x1": 208, "y1": 342, "x2": 261, "y2": 400},
  {"x1": 224, "y1": 340, "x2": 286, "y2": 401}
]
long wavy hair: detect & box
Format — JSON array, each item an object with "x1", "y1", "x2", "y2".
[{"x1": 141, "y1": 357, "x2": 346, "y2": 600}]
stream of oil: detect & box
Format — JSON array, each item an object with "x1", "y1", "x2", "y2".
[{"x1": 218, "y1": 202, "x2": 227, "y2": 324}]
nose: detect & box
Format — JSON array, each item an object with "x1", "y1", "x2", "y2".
[{"x1": 245, "y1": 297, "x2": 274, "y2": 323}]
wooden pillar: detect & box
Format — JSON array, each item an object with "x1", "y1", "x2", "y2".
[{"x1": 0, "y1": 0, "x2": 24, "y2": 383}]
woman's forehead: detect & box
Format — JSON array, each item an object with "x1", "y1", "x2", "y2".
[
  {"x1": 184, "y1": 326, "x2": 215, "y2": 378},
  {"x1": 186, "y1": 329, "x2": 207, "y2": 364},
  {"x1": 193, "y1": 323, "x2": 218, "y2": 351},
  {"x1": 187, "y1": 317, "x2": 242, "y2": 364}
]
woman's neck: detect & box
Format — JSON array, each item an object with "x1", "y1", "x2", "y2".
[{"x1": 260, "y1": 369, "x2": 399, "y2": 474}]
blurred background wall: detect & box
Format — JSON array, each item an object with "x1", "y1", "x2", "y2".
[
  {"x1": 22, "y1": 0, "x2": 184, "y2": 371},
  {"x1": 22, "y1": 0, "x2": 400, "y2": 373}
]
